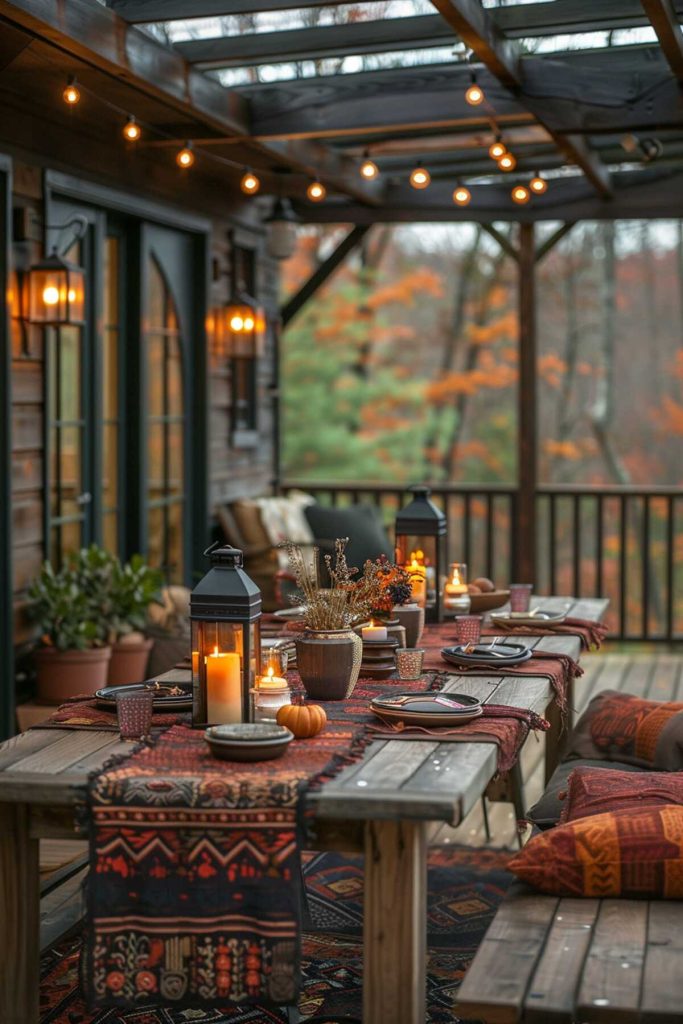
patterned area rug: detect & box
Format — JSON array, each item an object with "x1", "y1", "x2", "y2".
[{"x1": 40, "y1": 844, "x2": 512, "y2": 1023}]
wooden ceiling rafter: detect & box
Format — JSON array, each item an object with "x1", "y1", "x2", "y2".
[
  {"x1": 428, "y1": 0, "x2": 613, "y2": 198},
  {"x1": 642, "y1": 0, "x2": 683, "y2": 83}
]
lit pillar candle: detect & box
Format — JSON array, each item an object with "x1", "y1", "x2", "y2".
[
  {"x1": 362, "y1": 621, "x2": 388, "y2": 642},
  {"x1": 407, "y1": 557, "x2": 427, "y2": 607},
  {"x1": 192, "y1": 650, "x2": 199, "y2": 676},
  {"x1": 258, "y1": 666, "x2": 287, "y2": 689},
  {"x1": 206, "y1": 647, "x2": 242, "y2": 724}
]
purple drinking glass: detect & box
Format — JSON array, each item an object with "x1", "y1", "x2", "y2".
[
  {"x1": 509, "y1": 584, "x2": 533, "y2": 613},
  {"x1": 454, "y1": 615, "x2": 482, "y2": 646},
  {"x1": 116, "y1": 690, "x2": 154, "y2": 740}
]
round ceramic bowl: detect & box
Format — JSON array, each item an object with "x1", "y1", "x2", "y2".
[
  {"x1": 205, "y1": 723, "x2": 294, "y2": 762},
  {"x1": 468, "y1": 589, "x2": 511, "y2": 614}
]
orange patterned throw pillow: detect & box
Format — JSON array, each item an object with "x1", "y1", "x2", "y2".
[
  {"x1": 565, "y1": 690, "x2": 683, "y2": 770},
  {"x1": 508, "y1": 804, "x2": 683, "y2": 898}
]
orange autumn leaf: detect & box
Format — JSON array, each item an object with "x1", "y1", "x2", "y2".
[
  {"x1": 543, "y1": 439, "x2": 582, "y2": 460},
  {"x1": 653, "y1": 396, "x2": 683, "y2": 436}
]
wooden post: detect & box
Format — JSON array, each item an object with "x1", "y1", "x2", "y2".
[
  {"x1": 518, "y1": 222, "x2": 537, "y2": 584},
  {"x1": 363, "y1": 819, "x2": 427, "y2": 1024},
  {"x1": 0, "y1": 804, "x2": 40, "y2": 1024}
]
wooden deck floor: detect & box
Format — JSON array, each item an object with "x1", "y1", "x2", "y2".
[{"x1": 431, "y1": 650, "x2": 683, "y2": 850}]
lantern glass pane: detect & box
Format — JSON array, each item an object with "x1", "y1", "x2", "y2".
[
  {"x1": 192, "y1": 620, "x2": 247, "y2": 726},
  {"x1": 66, "y1": 268, "x2": 85, "y2": 324},
  {"x1": 28, "y1": 267, "x2": 68, "y2": 323},
  {"x1": 396, "y1": 535, "x2": 438, "y2": 608}
]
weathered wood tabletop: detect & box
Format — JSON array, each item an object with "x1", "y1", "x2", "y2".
[{"x1": 0, "y1": 595, "x2": 607, "y2": 1024}]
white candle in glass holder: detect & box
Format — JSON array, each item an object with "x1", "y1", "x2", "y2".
[{"x1": 444, "y1": 563, "x2": 470, "y2": 610}]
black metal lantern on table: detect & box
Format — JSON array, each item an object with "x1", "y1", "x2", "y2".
[
  {"x1": 190, "y1": 544, "x2": 262, "y2": 727},
  {"x1": 395, "y1": 485, "x2": 447, "y2": 623}
]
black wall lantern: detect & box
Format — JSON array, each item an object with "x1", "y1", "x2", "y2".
[
  {"x1": 25, "y1": 249, "x2": 85, "y2": 326},
  {"x1": 395, "y1": 486, "x2": 447, "y2": 623},
  {"x1": 190, "y1": 544, "x2": 262, "y2": 727}
]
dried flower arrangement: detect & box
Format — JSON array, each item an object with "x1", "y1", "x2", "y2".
[
  {"x1": 368, "y1": 555, "x2": 413, "y2": 617},
  {"x1": 285, "y1": 538, "x2": 381, "y2": 631}
]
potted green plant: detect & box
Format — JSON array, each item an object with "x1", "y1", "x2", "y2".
[
  {"x1": 28, "y1": 559, "x2": 111, "y2": 703},
  {"x1": 105, "y1": 553, "x2": 163, "y2": 684},
  {"x1": 286, "y1": 539, "x2": 373, "y2": 700}
]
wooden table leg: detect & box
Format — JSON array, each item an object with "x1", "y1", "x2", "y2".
[
  {"x1": 363, "y1": 819, "x2": 427, "y2": 1024},
  {"x1": 0, "y1": 804, "x2": 40, "y2": 1024},
  {"x1": 544, "y1": 677, "x2": 575, "y2": 784}
]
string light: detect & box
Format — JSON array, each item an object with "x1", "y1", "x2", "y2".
[
  {"x1": 511, "y1": 184, "x2": 530, "y2": 204},
  {"x1": 498, "y1": 152, "x2": 517, "y2": 172},
  {"x1": 176, "y1": 142, "x2": 195, "y2": 169},
  {"x1": 465, "y1": 74, "x2": 484, "y2": 106},
  {"x1": 63, "y1": 77, "x2": 80, "y2": 106},
  {"x1": 409, "y1": 164, "x2": 431, "y2": 189},
  {"x1": 360, "y1": 152, "x2": 379, "y2": 180},
  {"x1": 122, "y1": 116, "x2": 141, "y2": 142},
  {"x1": 530, "y1": 171, "x2": 548, "y2": 194},
  {"x1": 489, "y1": 137, "x2": 506, "y2": 160},
  {"x1": 452, "y1": 184, "x2": 471, "y2": 206},
  {"x1": 307, "y1": 179, "x2": 326, "y2": 202},
  {"x1": 240, "y1": 168, "x2": 261, "y2": 195}
]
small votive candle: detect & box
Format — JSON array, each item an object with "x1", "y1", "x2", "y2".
[
  {"x1": 444, "y1": 562, "x2": 470, "y2": 612},
  {"x1": 362, "y1": 621, "x2": 388, "y2": 642},
  {"x1": 510, "y1": 583, "x2": 533, "y2": 613},
  {"x1": 251, "y1": 679, "x2": 291, "y2": 722},
  {"x1": 258, "y1": 665, "x2": 288, "y2": 689},
  {"x1": 454, "y1": 615, "x2": 482, "y2": 646},
  {"x1": 395, "y1": 647, "x2": 425, "y2": 681},
  {"x1": 261, "y1": 647, "x2": 288, "y2": 678}
]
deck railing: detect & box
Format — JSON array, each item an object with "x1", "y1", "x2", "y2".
[{"x1": 281, "y1": 480, "x2": 682, "y2": 642}]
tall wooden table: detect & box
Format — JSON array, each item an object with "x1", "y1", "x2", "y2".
[{"x1": 0, "y1": 596, "x2": 606, "y2": 1024}]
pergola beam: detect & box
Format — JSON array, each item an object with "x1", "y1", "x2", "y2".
[
  {"x1": 176, "y1": 15, "x2": 453, "y2": 68},
  {"x1": 642, "y1": 0, "x2": 683, "y2": 83},
  {"x1": 281, "y1": 225, "x2": 369, "y2": 327},
  {"x1": 429, "y1": 0, "x2": 613, "y2": 198}
]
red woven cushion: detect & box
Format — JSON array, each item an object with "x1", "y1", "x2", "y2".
[
  {"x1": 565, "y1": 690, "x2": 683, "y2": 769},
  {"x1": 508, "y1": 804, "x2": 683, "y2": 898},
  {"x1": 560, "y1": 767, "x2": 683, "y2": 824}
]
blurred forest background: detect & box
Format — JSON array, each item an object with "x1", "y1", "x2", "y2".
[{"x1": 281, "y1": 221, "x2": 683, "y2": 487}]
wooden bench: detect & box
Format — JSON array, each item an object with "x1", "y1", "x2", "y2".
[
  {"x1": 456, "y1": 888, "x2": 683, "y2": 1023},
  {"x1": 456, "y1": 650, "x2": 683, "y2": 1024}
]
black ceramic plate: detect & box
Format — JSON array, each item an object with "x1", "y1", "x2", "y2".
[
  {"x1": 95, "y1": 680, "x2": 193, "y2": 711},
  {"x1": 441, "y1": 643, "x2": 532, "y2": 668},
  {"x1": 370, "y1": 692, "x2": 483, "y2": 727}
]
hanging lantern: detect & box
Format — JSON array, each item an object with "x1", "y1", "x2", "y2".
[
  {"x1": 264, "y1": 197, "x2": 299, "y2": 260},
  {"x1": 223, "y1": 289, "x2": 266, "y2": 357},
  {"x1": 25, "y1": 250, "x2": 85, "y2": 325},
  {"x1": 395, "y1": 486, "x2": 447, "y2": 623},
  {"x1": 191, "y1": 544, "x2": 262, "y2": 727}
]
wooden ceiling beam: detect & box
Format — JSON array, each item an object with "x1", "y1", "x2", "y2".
[
  {"x1": 429, "y1": 0, "x2": 613, "y2": 198},
  {"x1": 642, "y1": 0, "x2": 683, "y2": 84},
  {"x1": 108, "y1": 0, "x2": 683, "y2": 34},
  {"x1": 176, "y1": 15, "x2": 454, "y2": 68},
  {"x1": 291, "y1": 167, "x2": 683, "y2": 223},
  {"x1": 0, "y1": 0, "x2": 381, "y2": 204}
]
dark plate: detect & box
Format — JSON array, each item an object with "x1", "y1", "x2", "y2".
[
  {"x1": 370, "y1": 692, "x2": 483, "y2": 728},
  {"x1": 205, "y1": 723, "x2": 294, "y2": 762},
  {"x1": 441, "y1": 643, "x2": 532, "y2": 669},
  {"x1": 95, "y1": 680, "x2": 193, "y2": 711}
]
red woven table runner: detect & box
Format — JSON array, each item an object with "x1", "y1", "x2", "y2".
[{"x1": 84, "y1": 720, "x2": 368, "y2": 1013}]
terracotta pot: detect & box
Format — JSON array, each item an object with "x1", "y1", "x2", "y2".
[
  {"x1": 392, "y1": 604, "x2": 425, "y2": 647},
  {"x1": 295, "y1": 629, "x2": 363, "y2": 700},
  {"x1": 34, "y1": 646, "x2": 112, "y2": 704},
  {"x1": 107, "y1": 637, "x2": 154, "y2": 686}
]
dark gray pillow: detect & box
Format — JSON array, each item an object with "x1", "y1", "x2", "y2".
[
  {"x1": 304, "y1": 503, "x2": 393, "y2": 575},
  {"x1": 526, "y1": 758, "x2": 644, "y2": 830}
]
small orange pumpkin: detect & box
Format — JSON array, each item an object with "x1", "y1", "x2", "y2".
[{"x1": 277, "y1": 702, "x2": 327, "y2": 739}]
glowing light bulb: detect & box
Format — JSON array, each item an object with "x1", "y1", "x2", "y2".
[
  {"x1": 512, "y1": 184, "x2": 530, "y2": 205},
  {"x1": 465, "y1": 77, "x2": 484, "y2": 106},
  {"x1": 63, "y1": 78, "x2": 80, "y2": 105},
  {"x1": 230, "y1": 315, "x2": 245, "y2": 332},
  {"x1": 489, "y1": 138, "x2": 506, "y2": 160},
  {"x1": 243, "y1": 315, "x2": 255, "y2": 331},
  {"x1": 498, "y1": 152, "x2": 517, "y2": 172},
  {"x1": 67, "y1": 288, "x2": 76, "y2": 302},
  {"x1": 307, "y1": 180, "x2": 326, "y2": 202},
  {"x1": 240, "y1": 169, "x2": 260, "y2": 195},
  {"x1": 530, "y1": 173, "x2": 548, "y2": 194},
  {"x1": 360, "y1": 157, "x2": 379, "y2": 180},
  {"x1": 43, "y1": 286, "x2": 60, "y2": 306},
  {"x1": 176, "y1": 143, "x2": 194, "y2": 169},
  {"x1": 123, "y1": 116, "x2": 141, "y2": 142},
  {"x1": 409, "y1": 165, "x2": 431, "y2": 189},
  {"x1": 452, "y1": 185, "x2": 471, "y2": 206}
]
